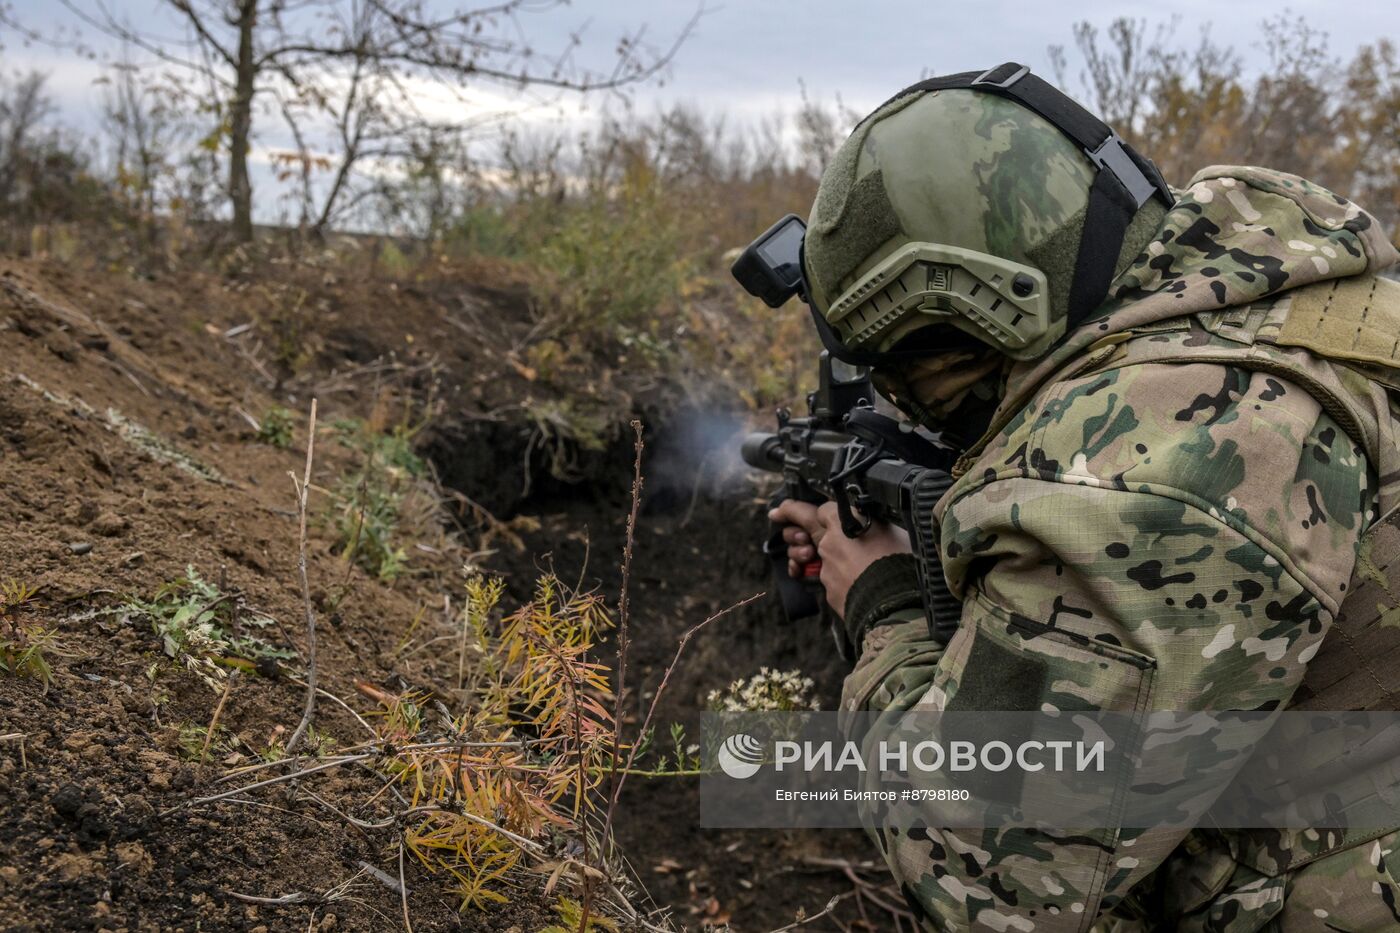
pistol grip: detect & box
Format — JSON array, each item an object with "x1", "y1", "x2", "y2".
[{"x1": 765, "y1": 520, "x2": 821, "y2": 620}]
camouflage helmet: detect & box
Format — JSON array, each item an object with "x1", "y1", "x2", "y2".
[{"x1": 803, "y1": 64, "x2": 1173, "y2": 361}]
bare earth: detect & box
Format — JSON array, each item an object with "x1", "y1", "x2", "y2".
[{"x1": 0, "y1": 254, "x2": 871, "y2": 932}]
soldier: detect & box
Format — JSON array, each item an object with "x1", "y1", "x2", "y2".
[{"x1": 767, "y1": 64, "x2": 1400, "y2": 930}]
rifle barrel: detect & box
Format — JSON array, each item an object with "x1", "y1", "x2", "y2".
[{"x1": 741, "y1": 431, "x2": 784, "y2": 471}]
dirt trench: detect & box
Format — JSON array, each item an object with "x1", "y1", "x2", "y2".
[
  {"x1": 0, "y1": 253, "x2": 874, "y2": 932},
  {"x1": 423, "y1": 405, "x2": 874, "y2": 931}
]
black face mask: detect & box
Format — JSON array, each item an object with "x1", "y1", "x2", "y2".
[
  {"x1": 872, "y1": 351, "x2": 1007, "y2": 450},
  {"x1": 940, "y1": 376, "x2": 1003, "y2": 449}
]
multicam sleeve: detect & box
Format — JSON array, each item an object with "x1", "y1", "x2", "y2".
[{"x1": 840, "y1": 361, "x2": 1374, "y2": 930}]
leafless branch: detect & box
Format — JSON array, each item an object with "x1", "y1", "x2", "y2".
[
  {"x1": 181, "y1": 754, "x2": 369, "y2": 810},
  {"x1": 397, "y1": 837, "x2": 414, "y2": 933},
  {"x1": 578, "y1": 590, "x2": 760, "y2": 933},
  {"x1": 226, "y1": 889, "x2": 312, "y2": 905},
  {"x1": 766, "y1": 896, "x2": 842, "y2": 933},
  {"x1": 579, "y1": 419, "x2": 644, "y2": 928}
]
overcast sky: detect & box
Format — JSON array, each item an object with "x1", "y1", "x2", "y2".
[
  {"x1": 520, "y1": 0, "x2": 1400, "y2": 116},
  {"x1": 2, "y1": 0, "x2": 1396, "y2": 222},
  {"x1": 8, "y1": 0, "x2": 1398, "y2": 123}
]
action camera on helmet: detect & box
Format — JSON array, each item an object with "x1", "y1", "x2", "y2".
[{"x1": 731, "y1": 213, "x2": 807, "y2": 307}]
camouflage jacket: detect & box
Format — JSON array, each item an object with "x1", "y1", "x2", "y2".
[{"x1": 841, "y1": 166, "x2": 1400, "y2": 931}]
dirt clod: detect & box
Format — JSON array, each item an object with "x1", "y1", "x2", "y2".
[
  {"x1": 90, "y1": 511, "x2": 128, "y2": 536},
  {"x1": 50, "y1": 783, "x2": 85, "y2": 819}
]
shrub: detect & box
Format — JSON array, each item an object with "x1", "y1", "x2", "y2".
[
  {"x1": 256, "y1": 406, "x2": 295, "y2": 447},
  {"x1": 392, "y1": 572, "x2": 618, "y2": 909},
  {"x1": 328, "y1": 417, "x2": 430, "y2": 580},
  {"x1": 524, "y1": 166, "x2": 690, "y2": 341}
]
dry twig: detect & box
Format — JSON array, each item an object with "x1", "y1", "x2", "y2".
[
  {"x1": 180, "y1": 754, "x2": 367, "y2": 811},
  {"x1": 612, "y1": 593, "x2": 761, "y2": 814},
  {"x1": 0, "y1": 732, "x2": 26, "y2": 770},
  {"x1": 579, "y1": 592, "x2": 761, "y2": 932},
  {"x1": 398, "y1": 837, "x2": 414, "y2": 933},
  {"x1": 284, "y1": 398, "x2": 319, "y2": 756},
  {"x1": 579, "y1": 420, "x2": 644, "y2": 930},
  {"x1": 226, "y1": 890, "x2": 312, "y2": 906},
  {"x1": 766, "y1": 896, "x2": 843, "y2": 933},
  {"x1": 357, "y1": 859, "x2": 408, "y2": 896},
  {"x1": 799, "y1": 856, "x2": 919, "y2": 929},
  {"x1": 201, "y1": 672, "x2": 238, "y2": 762}
]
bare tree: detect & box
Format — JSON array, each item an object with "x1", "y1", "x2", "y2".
[
  {"x1": 39, "y1": 0, "x2": 700, "y2": 242},
  {"x1": 100, "y1": 59, "x2": 190, "y2": 242},
  {"x1": 0, "y1": 71, "x2": 54, "y2": 207},
  {"x1": 793, "y1": 81, "x2": 859, "y2": 178},
  {"x1": 1052, "y1": 17, "x2": 1399, "y2": 242},
  {"x1": 1050, "y1": 18, "x2": 1173, "y2": 137},
  {"x1": 0, "y1": 69, "x2": 103, "y2": 231}
]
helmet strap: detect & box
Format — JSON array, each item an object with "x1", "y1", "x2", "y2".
[{"x1": 1067, "y1": 164, "x2": 1143, "y2": 327}]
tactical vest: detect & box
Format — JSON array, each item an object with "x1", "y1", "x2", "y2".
[{"x1": 1041, "y1": 274, "x2": 1400, "y2": 712}]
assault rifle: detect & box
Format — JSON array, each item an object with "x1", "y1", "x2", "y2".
[
  {"x1": 730, "y1": 213, "x2": 963, "y2": 655},
  {"x1": 728, "y1": 210, "x2": 968, "y2": 650},
  {"x1": 740, "y1": 352, "x2": 961, "y2": 655}
]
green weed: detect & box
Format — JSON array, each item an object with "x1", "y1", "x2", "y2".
[
  {"x1": 331, "y1": 417, "x2": 425, "y2": 475},
  {"x1": 0, "y1": 633, "x2": 56, "y2": 688},
  {"x1": 256, "y1": 723, "x2": 335, "y2": 763},
  {"x1": 262, "y1": 287, "x2": 311, "y2": 382},
  {"x1": 256, "y1": 405, "x2": 295, "y2": 447},
  {"x1": 541, "y1": 898, "x2": 619, "y2": 933},
  {"x1": 177, "y1": 722, "x2": 232, "y2": 761},
  {"x1": 1, "y1": 581, "x2": 40, "y2": 618},
  {"x1": 124, "y1": 567, "x2": 296, "y2": 690},
  {"x1": 376, "y1": 238, "x2": 414, "y2": 276},
  {"x1": 0, "y1": 580, "x2": 54, "y2": 689},
  {"x1": 328, "y1": 418, "x2": 427, "y2": 580}
]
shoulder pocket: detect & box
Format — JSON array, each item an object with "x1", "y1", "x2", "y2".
[{"x1": 942, "y1": 592, "x2": 1157, "y2": 714}]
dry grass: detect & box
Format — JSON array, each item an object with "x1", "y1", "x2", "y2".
[{"x1": 164, "y1": 422, "x2": 758, "y2": 931}]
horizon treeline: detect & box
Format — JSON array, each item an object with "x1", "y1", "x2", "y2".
[
  {"x1": 0, "y1": 13, "x2": 1396, "y2": 416},
  {"x1": 1, "y1": 15, "x2": 1395, "y2": 248}
]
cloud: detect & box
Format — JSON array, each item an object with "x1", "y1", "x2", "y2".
[{"x1": 3, "y1": 0, "x2": 1394, "y2": 225}]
